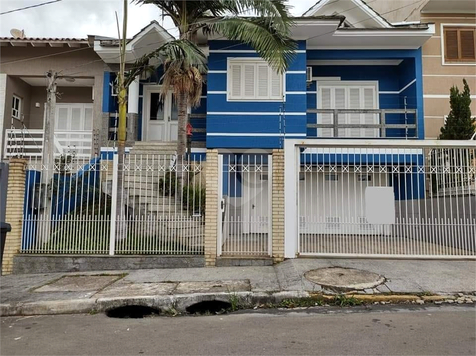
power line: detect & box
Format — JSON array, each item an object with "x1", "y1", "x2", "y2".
[{"x1": 0, "y1": 0, "x2": 62, "y2": 16}]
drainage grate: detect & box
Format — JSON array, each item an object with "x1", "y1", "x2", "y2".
[
  {"x1": 186, "y1": 301, "x2": 232, "y2": 315},
  {"x1": 106, "y1": 305, "x2": 161, "y2": 319}
]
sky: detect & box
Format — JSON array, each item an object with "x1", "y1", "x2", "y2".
[{"x1": 0, "y1": 0, "x2": 315, "y2": 39}]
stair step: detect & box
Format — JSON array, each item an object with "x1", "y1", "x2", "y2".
[{"x1": 130, "y1": 196, "x2": 176, "y2": 205}]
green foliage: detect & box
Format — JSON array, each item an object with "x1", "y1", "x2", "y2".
[
  {"x1": 43, "y1": 219, "x2": 111, "y2": 253},
  {"x1": 228, "y1": 293, "x2": 241, "y2": 312},
  {"x1": 278, "y1": 297, "x2": 324, "y2": 308},
  {"x1": 333, "y1": 294, "x2": 363, "y2": 307},
  {"x1": 134, "y1": 0, "x2": 296, "y2": 73},
  {"x1": 158, "y1": 171, "x2": 176, "y2": 197},
  {"x1": 182, "y1": 184, "x2": 205, "y2": 215},
  {"x1": 439, "y1": 79, "x2": 475, "y2": 140},
  {"x1": 55, "y1": 154, "x2": 74, "y2": 174}
]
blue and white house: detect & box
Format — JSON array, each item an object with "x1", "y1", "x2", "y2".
[{"x1": 93, "y1": 0, "x2": 438, "y2": 257}]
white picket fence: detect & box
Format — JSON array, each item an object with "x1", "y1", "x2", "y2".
[{"x1": 20, "y1": 154, "x2": 205, "y2": 255}]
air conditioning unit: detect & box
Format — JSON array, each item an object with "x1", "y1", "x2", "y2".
[{"x1": 306, "y1": 67, "x2": 312, "y2": 82}]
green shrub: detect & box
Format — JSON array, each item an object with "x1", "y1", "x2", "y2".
[{"x1": 182, "y1": 184, "x2": 205, "y2": 215}]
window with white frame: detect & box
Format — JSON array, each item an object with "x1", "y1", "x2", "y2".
[
  {"x1": 317, "y1": 81, "x2": 379, "y2": 138},
  {"x1": 227, "y1": 59, "x2": 283, "y2": 101},
  {"x1": 12, "y1": 95, "x2": 21, "y2": 121}
]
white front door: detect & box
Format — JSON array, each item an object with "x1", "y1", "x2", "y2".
[
  {"x1": 242, "y1": 171, "x2": 270, "y2": 234},
  {"x1": 144, "y1": 89, "x2": 178, "y2": 142}
]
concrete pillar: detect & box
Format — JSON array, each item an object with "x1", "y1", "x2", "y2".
[
  {"x1": 128, "y1": 77, "x2": 139, "y2": 115},
  {"x1": 126, "y1": 113, "x2": 138, "y2": 144},
  {"x1": 271, "y1": 149, "x2": 285, "y2": 263},
  {"x1": 204, "y1": 149, "x2": 219, "y2": 267},
  {"x1": 2, "y1": 158, "x2": 27, "y2": 275},
  {"x1": 125, "y1": 77, "x2": 140, "y2": 144}
]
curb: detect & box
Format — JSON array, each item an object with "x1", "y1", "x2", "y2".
[
  {"x1": 0, "y1": 291, "x2": 310, "y2": 317},
  {"x1": 1, "y1": 292, "x2": 474, "y2": 317}
]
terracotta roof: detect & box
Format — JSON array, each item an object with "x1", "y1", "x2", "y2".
[{"x1": 0, "y1": 37, "x2": 88, "y2": 41}]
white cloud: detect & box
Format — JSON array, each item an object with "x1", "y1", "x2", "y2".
[{"x1": 0, "y1": 0, "x2": 314, "y2": 39}]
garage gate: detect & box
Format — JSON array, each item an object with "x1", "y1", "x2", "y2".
[{"x1": 294, "y1": 141, "x2": 475, "y2": 258}]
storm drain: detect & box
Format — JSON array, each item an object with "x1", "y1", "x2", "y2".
[
  {"x1": 106, "y1": 305, "x2": 161, "y2": 318},
  {"x1": 186, "y1": 300, "x2": 232, "y2": 315}
]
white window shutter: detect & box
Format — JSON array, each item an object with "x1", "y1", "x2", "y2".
[
  {"x1": 363, "y1": 87, "x2": 377, "y2": 137},
  {"x1": 228, "y1": 60, "x2": 283, "y2": 101},
  {"x1": 348, "y1": 87, "x2": 361, "y2": 137},
  {"x1": 320, "y1": 87, "x2": 333, "y2": 137},
  {"x1": 270, "y1": 70, "x2": 282, "y2": 99},
  {"x1": 257, "y1": 65, "x2": 269, "y2": 98},
  {"x1": 334, "y1": 88, "x2": 346, "y2": 137},
  {"x1": 230, "y1": 64, "x2": 242, "y2": 98},
  {"x1": 244, "y1": 64, "x2": 255, "y2": 97}
]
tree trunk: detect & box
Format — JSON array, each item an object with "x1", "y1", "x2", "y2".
[
  {"x1": 116, "y1": 87, "x2": 127, "y2": 240},
  {"x1": 176, "y1": 91, "x2": 189, "y2": 204}
]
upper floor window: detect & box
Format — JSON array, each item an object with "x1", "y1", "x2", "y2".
[
  {"x1": 444, "y1": 27, "x2": 476, "y2": 63},
  {"x1": 227, "y1": 59, "x2": 283, "y2": 101},
  {"x1": 12, "y1": 95, "x2": 21, "y2": 121}
]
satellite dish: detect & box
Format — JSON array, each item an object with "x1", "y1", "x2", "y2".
[{"x1": 10, "y1": 29, "x2": 25, "y2": 39}]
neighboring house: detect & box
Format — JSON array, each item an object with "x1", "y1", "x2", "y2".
[
  {"x1": 361, "y1": 0, "x2": 476, "y2": 138},
  {"x1": 0, "y1": 36, "x2": 108, "y2": 159},
  {"x1": 420, "y1": 0, "x2": 476, "y2": 138}
]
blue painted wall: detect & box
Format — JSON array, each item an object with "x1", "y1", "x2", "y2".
[
  {"x1": 206, "y1": 40, "x2": 307, "y2": 149},
  {"x1": 306, "y1": 49, "x2": 424, "y2": 139}
]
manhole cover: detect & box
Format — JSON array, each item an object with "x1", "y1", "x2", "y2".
[{"x1": 304, "y1": 267, "x2": 385, "y2": 290}]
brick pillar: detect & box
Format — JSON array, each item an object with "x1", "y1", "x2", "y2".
[
  {"x1": 204, "y1": 149, "x2": 218, "y2": 266},
  {"x1": 2, "y1": 158, "x2": 27, "y2": 275},
  {"x1": 272, "y1": 149, "x2": 285, "y2": 263}
]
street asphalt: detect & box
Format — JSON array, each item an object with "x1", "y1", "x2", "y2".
[{"x1": 1, "y1": 305, "x2": 475, "y2": 355}]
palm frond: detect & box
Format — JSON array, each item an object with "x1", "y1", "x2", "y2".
[
  {"x1": 207, "y1": 17, "x2": 296, "y2": 73},
  {"x1": 125, "y1": 39, "x2": 207, "y2": 88}
]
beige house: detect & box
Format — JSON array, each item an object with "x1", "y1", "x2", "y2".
[
  {"x1": 0, "y1": 36, "x2": 109, "y2": 159},
  {"x1": 372, "y1": 0, "x2": 476, "y2": 138}
]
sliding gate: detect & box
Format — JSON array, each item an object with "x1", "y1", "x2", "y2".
[
  {"x1": 218, "y1": 153, "x2": 272, "y2": 256},
  {"x1": 296, "y1": 141, "x2": 476, "y2": 258}
]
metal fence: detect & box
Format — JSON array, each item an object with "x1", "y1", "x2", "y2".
[
  {"x1": 296, "y1": 141, "x2": 475, "y2": 258},
  {"x1": 218, "y1": 154, "x2": 272, "y2": 256},
  {"x1": 20, "y1": 153, "x2": 204, "y2": 255}
]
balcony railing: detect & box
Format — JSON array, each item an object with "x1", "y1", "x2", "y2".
[
  {"x1": 4, "y1": 129, "x2": 92, "y2": 159},
  {"x1": 307, "y1": 108, "x2": 418, "y2": 138}
]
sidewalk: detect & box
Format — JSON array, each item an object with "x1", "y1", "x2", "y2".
[{"x1": 1, "y1": 259, "x2": 475, "y2": 316}]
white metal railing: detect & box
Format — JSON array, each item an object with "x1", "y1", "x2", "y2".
[
  {"x1": 219, "y1": 154, "x2": 272, "y2": 256},
  {"x1": 307, "y1": 108, "x2": 418, "y2": 138},
  {"x1": 21, "y1": 153, "x2": 204, "y2": 255},
  {"x1": 4, "y1": 129, "x2": 93, "y2": 159},
  {"x1": 294, "y1": 140, "x2": 475, "y2": 258}
]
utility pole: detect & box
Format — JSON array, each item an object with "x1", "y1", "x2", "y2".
[
  {"x1": 39, "y1": 69, "x2": 57, "y2": 242},
  {"x1": 43, "y1": 70, "x2": 58, "y2": 182}
]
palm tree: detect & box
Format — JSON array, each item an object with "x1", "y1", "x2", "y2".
[
  {"x1": 114, "y1": 0, "x2": 208, "y2": 240},
  {"x1": 134, "y1": 0, "x2": 297, "y2": 158}
]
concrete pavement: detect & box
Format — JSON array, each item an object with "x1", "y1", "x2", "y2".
[{"x1": 0, "y1": 259, "x2": 475, "y2": 316}]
